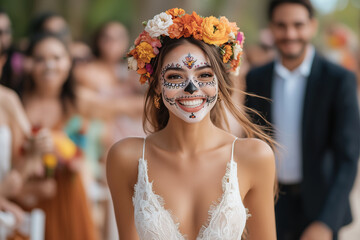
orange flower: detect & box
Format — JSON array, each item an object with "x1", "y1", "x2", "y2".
[
  {"x1": 180, "y1": 12, "x2": 203, "y2": 38},
  {"x1": 128, "y1": 47, "x2": 137, "y2": 57},
  {"x1": 137, "y1": 67, "x2": 147, "y2": 75},
  {"x1": 202, "y1": 16, "x2": 228, "y2": 45},
  {"x1": 137, "y1": 58, "x2": 145, "y2": 69},
  {"x1": 219, "y1": 16, "x2": 239, "y2": 35},
  {"x1": 136, "y1": 42, "x2": 156, "y2": 63},
  {"x1": 223, "y1": 45, "x2": 232, "y2": 63},
  {"x1": 231, "y1": 53, "x2": 242, "y2": 70},
  {"x1": 135, "y1": 30, "x2": 153, "y2": 45},
  {"x1": 139, "y1": 72, "x2": 150, "y2": 84},
  {"x1": 168, "y1": 17, "x2": 184, "y2": 39},
  {"x1": 166, "y1": 8, "x2": 185, "y2": 18},
  {"x1": 182, "y1": 14, "x2": 193, "y2": 38},
  {"x1": 190, "y1": 12, "x2": 203, "y2": 40}
]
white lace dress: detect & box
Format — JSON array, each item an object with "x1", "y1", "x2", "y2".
[
  {"x1": 133, "y1": 138, "x2": 249, "y2": 240},
  {"x1": 0, "y1": 126, "x2": 11, "y2": 181}
]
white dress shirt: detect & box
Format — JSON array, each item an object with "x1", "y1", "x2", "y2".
[{"x1": 272, "y1": 46, "x2": 315, "y2": 184}]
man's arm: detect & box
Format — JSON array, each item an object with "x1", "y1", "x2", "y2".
[{"x1": 318, "y1": 71, "x2": 360, "y2": 231}]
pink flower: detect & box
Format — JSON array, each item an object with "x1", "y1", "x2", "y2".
[
  {"x1": 236, "y1": 32, "x2": 244, "y2": 46},
  {"x1": 146, "y1": 63, "x2": 153, "y2": 75},
  {"x1": 134, "y1": 30, "x2": 162, "y2": 55},
  {"x1": 135, "y1": 31, "x2": 151, "y2": 45},
  {"x1": 151, "y1": 41, "x2": 162, "y2": 54}
]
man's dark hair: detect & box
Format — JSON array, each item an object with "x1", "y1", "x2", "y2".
[{"x1": 268, "y1": 0, "x2": 314, "y2": 20}]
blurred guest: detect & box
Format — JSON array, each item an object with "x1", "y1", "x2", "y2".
[
  {"x1": 19, "y1": 32, "x2": 99, "y2": 240},
  {"x1": 0, "y1": 10, "x2": 11, "y2": 52},
  {"x1": 73, "y1": 20, "x2": 145, "y2": 240},
  {"x1": 29, "y1": 11, "x2": 93, "y2": 64},
  {"x1": 70, "y1": 41, "x2": 93, "y2": 65},
  {"x1": 321, "y1": 23, "x2": 358, "y2": 72},
  {"x1": 29, "y1": 12, "x2": 71, "y2": 44},
  {"x1": 0, "y1": 9, "x2": 26, "y2": 93},
  {"x1": 245, "y1": 0, "x2": 360, "y2": 239},
  {"x1": 246, "y1": 28, "x2": 276, "y2": 68},
  {"x1": 0, "y1": 84, "x2": 40, "y2": 228},
  {"x1": 74, "y1": 21, "x2": 145, "y2": 145},
  {"x1": 0, "y1": 40, "x2": 44, "y2": 230}
]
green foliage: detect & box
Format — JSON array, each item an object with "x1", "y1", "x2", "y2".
[
  {"x1": 85, "y1": 0, "x2": 134, "y2": 38},
  {"x1": 0, "y1": 0, "x2": 358, "y2": 47},
  {"x1": 0, "y1": 0, "x2": 33, "y2": 39}
]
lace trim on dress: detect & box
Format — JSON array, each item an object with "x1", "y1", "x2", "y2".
[
  {"x1": 133, "y1": 157, "x2": 186, "y2": 239},
  {"x1": 133, "y1": 137, "x2": 249, "y2": 240}
]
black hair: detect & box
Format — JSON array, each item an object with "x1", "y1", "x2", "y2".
[
  {"x1": 24, "y1": 32, "x2": 76, "y2": 114},
  {"x1": 0, "y1": 8, "x2": 16, "y2": 91},
  {"x1": 28, "y1": 11, "x2": 70, "y2": 41},
  {"x1": 268, "y1": 0, "x2": 314, "y2": 20}
]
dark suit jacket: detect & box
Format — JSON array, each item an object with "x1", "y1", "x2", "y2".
[{"x1": 245, "y1": 53, "x2": 360, "y2": 232}]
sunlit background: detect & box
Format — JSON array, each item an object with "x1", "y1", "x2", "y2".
[
  {"x1": 0, "y1": 1, "x2": 359, "y2": 240},
  {"x1": 0, "y1": 0, "x2": 358, "y2": 44}
]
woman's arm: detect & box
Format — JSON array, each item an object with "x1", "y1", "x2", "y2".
[
  {"x1": 106, "y1": 138, "x2": 141, "y2": 240},
  {"x1": 242, "y1": 139, "x2": 277, "y2": 240}
]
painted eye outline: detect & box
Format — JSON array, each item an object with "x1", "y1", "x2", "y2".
[
  {"x1": 164, "y1": 72, "x2": 187, "y2": 84},
  {"x1": 167, "y1": 74, "x2": 183, "y2": 80},
  {"x1": 196, "y1": 71, "x2": 215, "y2": 82}
]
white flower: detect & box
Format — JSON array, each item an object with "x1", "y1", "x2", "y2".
[
  {"x1": 233, "y1": 44, "x2": 243, "y2": 60},
  {"x1": 145, "y1": 12, "x2": 173, "y2": 38},
  {"x1": 228, "y1": 32, "x2": 236, "y2": 40},
  {"x1": 128, "y1": 56, "x2": 138, "y2": 71}
]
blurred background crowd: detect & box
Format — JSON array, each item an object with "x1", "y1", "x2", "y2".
[{"x1": 0, "y1": 0, "x2": 359, "y2": 239}]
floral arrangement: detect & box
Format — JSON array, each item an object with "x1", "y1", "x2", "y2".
[{"x1": 127, "y1": 8, "x2": 245, "y2": 84}]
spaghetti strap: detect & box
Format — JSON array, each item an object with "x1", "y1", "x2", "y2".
[
  {"x1": 142, "y1": 137, "x2": 146, "y2": 160},
  {"x1": 231, "y1": 137, "x2": 238, "y2": 162}
]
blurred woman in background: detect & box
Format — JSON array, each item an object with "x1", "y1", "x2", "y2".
[
  {"x1": 74, "y1": 21, "x2": 145, "y2": 145},
  {"x1": 19, "y1": 32, "x2": 98, "y2": 240}
]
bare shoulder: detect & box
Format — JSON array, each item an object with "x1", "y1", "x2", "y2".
[
  {"x1": 235, "y1": 138, "x2": 274, "y2": 165},
  {"x1": 234, "y1": 138, "x2": 275, "y2": 184},
  {"x1": 108, "y1": 137, "x2": 144, "y2": 162},
  {"x1": 106, "y1": 137, "x2": 145, "y2": 185},
  {"x1": 0, "y1": 86, "x2": 19, "y2": 107}
]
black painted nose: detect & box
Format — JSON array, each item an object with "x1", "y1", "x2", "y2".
[{"x1": 184, "y1": 81, "x2": 198, "y2": 94}]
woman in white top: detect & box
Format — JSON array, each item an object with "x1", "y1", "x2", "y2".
[
  {"x1": 0, "y1": 43, "x2": 44, "y2": 225},
  {"x1": 0, "y1": 84, "x2": 45, "y2": 224},
  {"x1": 107, "y1": 9, "x2": 276, "y2": 239}
]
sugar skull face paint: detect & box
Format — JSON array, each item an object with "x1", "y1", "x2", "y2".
[{"x1": 160, "y1": 43, "x2": 218, "y2": 123}]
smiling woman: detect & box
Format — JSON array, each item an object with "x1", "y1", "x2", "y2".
[
  {"x1": 160, "y1": 44, "x2": 218, "y2": 123},
  {"x1": 107, "y1": 8, "x2": 277, "y2": 240},
  {"x1": 19, "y1": 33, "x2": 99, "y2": 240}
]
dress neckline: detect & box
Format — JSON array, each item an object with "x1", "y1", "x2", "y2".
[{"x1": 138, "y1": 137, "x2": 239, "y2": 239}]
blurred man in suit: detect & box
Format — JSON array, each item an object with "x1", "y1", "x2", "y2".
[{"x1": 245, "y1": 1, "x2": 360, "y2": 239}]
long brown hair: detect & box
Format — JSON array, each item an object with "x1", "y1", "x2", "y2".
[
  {"x1": 143, "y1": 37, "x2": 278, "y2": 239},
  {"x1": 143, "y1": 37, "x2": 274, "y2": 147}
]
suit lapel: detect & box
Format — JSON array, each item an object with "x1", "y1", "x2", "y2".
[
  {"x1": 263, "y1": 62, "x2": 275, "y2": 124},
  {"x1": 302, "y1": 53, "x2": 322, "y2": 149}
]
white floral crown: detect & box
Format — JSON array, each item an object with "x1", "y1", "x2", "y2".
[{"x1": 127, "y1": 8, "x2": 245, "y2": 84}]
